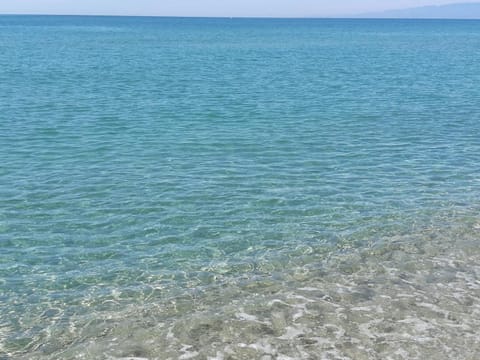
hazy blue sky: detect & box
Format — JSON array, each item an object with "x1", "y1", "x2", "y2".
[{"x1": 0, "y1": 0, "x2": 477, "y2": 17}]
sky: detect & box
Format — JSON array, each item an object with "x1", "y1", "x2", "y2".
[{"x1": 0, "y1": 0, "x2": 478, "y2": 17}]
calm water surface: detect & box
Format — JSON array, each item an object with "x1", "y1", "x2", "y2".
[{"x1": 1, "y1": 16, "x2": 480, "y2": 359}]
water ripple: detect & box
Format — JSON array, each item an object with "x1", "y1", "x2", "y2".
[{"x1": 1, "y1": 16, "x2": 480, "y2": 359}]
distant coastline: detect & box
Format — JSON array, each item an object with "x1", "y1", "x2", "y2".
[{"x1": 358, "y1": 2, "x2": 480, "y2": 19}]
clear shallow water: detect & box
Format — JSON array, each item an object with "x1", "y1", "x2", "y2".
[{"x1": 1, "y1": 16, "x2": 480, "y2": 359}]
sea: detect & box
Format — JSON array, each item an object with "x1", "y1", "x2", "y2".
[{"x1": 0, "y1": 16, "x2": 479, "y2": 359}]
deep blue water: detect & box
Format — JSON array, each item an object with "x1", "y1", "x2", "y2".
[{"x1": 1, "y1": 16, "x2": 480, "y2": 359}]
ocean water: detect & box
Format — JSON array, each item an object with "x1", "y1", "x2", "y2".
[{"x1": 1, "y1": 16, "x2": 480, "y2": 359}]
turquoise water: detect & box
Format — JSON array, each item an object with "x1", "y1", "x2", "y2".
[{"x1": 1, "y1": 16, "x2": 480, "y2": 359}]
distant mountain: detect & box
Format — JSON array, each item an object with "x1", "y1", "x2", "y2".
[{"x1": 360, "y1": 2, "x2": 480, "y2": 19}]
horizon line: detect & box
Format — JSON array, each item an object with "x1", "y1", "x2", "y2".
[{"x1": 1, "y1": 13, "x2": 480, "y2": 20}]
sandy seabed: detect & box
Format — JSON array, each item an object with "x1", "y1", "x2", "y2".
[{"x1": 10, "y1": 217, "x2": 479, "y2": 360}]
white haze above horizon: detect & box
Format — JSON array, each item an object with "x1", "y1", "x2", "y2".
[{"x1": 0, "y1": 0, "x2": 478, "y2": 17}]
